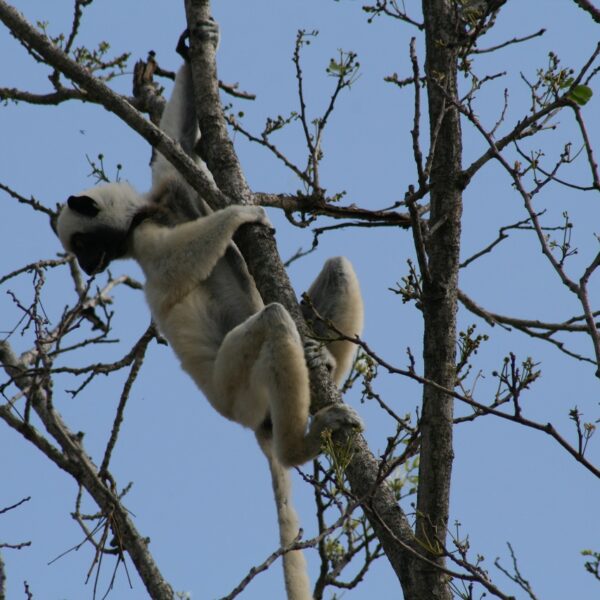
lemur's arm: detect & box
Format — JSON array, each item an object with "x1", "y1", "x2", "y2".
[
  {"x1": 150, "y1": 62, "x2": 199, "y2": 187},
  {"x1": 133, "y1": 204, "x2": 271, "y2": 284}
]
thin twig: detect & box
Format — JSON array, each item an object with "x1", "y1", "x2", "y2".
[{"x1": 472, "y1": 28, "x2": 545, "y2": 54}]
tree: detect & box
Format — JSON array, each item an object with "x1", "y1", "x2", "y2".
[{"x1": 1, "y1": 1, "x2": 599, "y2": 599}]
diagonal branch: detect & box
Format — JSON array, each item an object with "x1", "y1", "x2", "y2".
[
  {"x1": 572, "y1": 0, "x2": 600, "y2": 23},
  {"x1": 0, "y1": 340, "x2": 174, "y2": 599},
  {"x1": 0, "y1": 0, "x2": 226, "y2": 210},
  {"x1": 182, "y1": 0, "x2": 421, "y2": 595}
]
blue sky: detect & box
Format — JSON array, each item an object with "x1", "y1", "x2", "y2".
[{"x1": 1, "y1": 1, "x2": 599, "y2": 599}]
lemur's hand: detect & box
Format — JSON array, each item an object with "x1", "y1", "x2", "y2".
[{"x1": 178, "y1": 19, "x2": 220, "y2": 61}]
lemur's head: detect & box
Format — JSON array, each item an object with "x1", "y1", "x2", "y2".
[{"x1": 57, "y1": 182, "x2": 145, "y2": 275}]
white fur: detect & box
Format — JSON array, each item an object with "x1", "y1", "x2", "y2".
[
  {"x1": 56, "y1": 182, "x2": 147, "y2": 253},
  {"x1": 151, "y1": 64, "x2": 198, "y2": 187},
  {"x1": 57, "y1": 59, "x2": 364, "y2": 600}
]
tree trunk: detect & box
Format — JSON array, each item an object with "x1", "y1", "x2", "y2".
[{"x1": 412, "y1": 1, "x2": 463, "y2": 599}]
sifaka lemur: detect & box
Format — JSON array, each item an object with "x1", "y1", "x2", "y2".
[{"x1": 56, "y1": 21, "x2": 364, "y2": 600}]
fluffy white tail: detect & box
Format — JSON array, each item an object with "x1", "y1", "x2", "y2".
[{"x1": 257, "y1": 433, "x2": 313, "y2": 600}]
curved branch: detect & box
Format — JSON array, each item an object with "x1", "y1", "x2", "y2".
[
  {"x1": 326, "y1": 329, "x2": 600, "y2": 480},
  {"x1": 458, "y1": 290, "x2": 598, "y2": 364}
]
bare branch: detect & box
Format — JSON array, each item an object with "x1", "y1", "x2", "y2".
[
  {"x1": 458, "y1": 288, "x2": 600, "y2": 334},
  {"x1": 0, "y1": 182, "x2": 56, "y2": 221},
  {"x1": 572, "y1": 103, "x2": 600, "y2": 190},
  {"x1": 409, "y1": 38, "x2": 426, "y2": 188},
  {"x1": 255, "y1": 192, "x2": 413, "y2": 227},
  {"x1": 494, "y1": 543, "x2": 539, "y2": 600},
  {"x1": 406, "y1": 186, "x2": 431, "y2": 284},
  {"x1": 225, "y1": 113, "x2": 311, "y2": 185},
  {"x1": 293, "y1": 30, "x2": 319, "y2": 190},
  {"x1": 0, "y1": 86, "x2": 85, "y2": 104},
  {"x1": 472, "y1": 28, "x2": 545, "y2": 54},
  {"x1": 310, "y1": 318, "x2": 600, "y2": 479},
  {"x1": 0, "y1": 335, "x2": 174, "y2": 598},
  {"x1": 0, "y1": 496, "x2": 31, "y2": 515},
  {"x1": 64, "y1": 0, "x2": 92, "y2": 56},
  {"x1": 461, "y1": 95, "x2": 568, "y2": 185},
  {"x1": 572, "y1": 0, "x2": 600, "y2": 23},
  {"x1": 362, "y1": 1, "x2": 424, "y2": 29},
  {"x1": 99, "y1": 325, "x2": 156, "y2": 475},
  {"x1": 0, "y1": 258, "x2": 69, "y2": 287}
]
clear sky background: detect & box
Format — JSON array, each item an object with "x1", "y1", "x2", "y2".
[{"x1": 1, "y1": 1, "x2": 599, "y2": 599}]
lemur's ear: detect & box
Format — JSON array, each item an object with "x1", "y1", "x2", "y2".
[{"x1": 67, "y1": 195, "x2": 100, "y2": 217}]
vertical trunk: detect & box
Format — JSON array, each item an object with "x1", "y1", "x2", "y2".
[{"x1": 413, "y1": 1, "x2": 462, "y2": 598}]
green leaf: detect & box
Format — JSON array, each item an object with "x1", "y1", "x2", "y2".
[
  {"x1": 567, "y1": 85, "x2": 593, "y2": 106},
  {"x1": 560, "y1": 77, "x2": 574, "y2": 90}
]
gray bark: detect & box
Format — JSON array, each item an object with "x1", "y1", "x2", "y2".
[{"x1": 413, "y1": 1, "x2": 463, "y2": 598}]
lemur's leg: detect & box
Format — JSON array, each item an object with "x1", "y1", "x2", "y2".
[
  {"x1": 213, "y1": 303, "x2": 310, "y2": 465},
  {"x1": 213, "y1": 302, "x2": 361, "y2": 467},
  {"x1": 302, "y1": 257, "x2": 364, "y2": 385}
]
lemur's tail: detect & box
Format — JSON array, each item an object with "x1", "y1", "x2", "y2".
[{"x1": 256, "y1": 432, "x2": 314, "y2": 600}]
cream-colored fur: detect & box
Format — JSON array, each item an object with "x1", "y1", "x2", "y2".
[{"x1": 56, "y1": 51, "x2": 364, "y2": 600}]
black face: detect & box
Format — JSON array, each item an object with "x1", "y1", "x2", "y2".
[
  {"x1": 66, "y1": 194, "x2": 129, "y2": 275},
  {"x1": 70, "y1": 228, "x2": 127, "y2": 275}
]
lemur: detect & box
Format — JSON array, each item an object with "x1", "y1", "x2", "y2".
[{"x1": 56, "y1": 21, "x2": 363, "y2": 600}]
